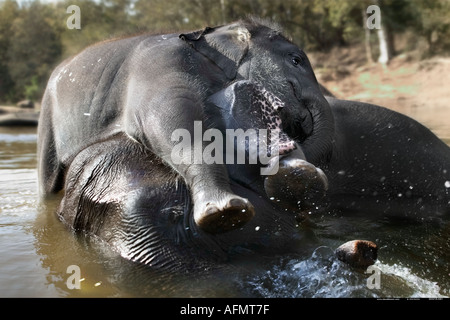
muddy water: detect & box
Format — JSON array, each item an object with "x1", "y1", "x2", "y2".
[{"x1": 0, "y1": 105, "x2": 449, "y2": 297}]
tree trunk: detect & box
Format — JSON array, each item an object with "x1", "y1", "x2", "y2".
[
  {"x1": 375, "y1": 0, "x2": 390, "y2": 65},
  {"x1": 377, "y1": 25, "x2": 389, "y2": 65},
  {"x1": 363, "y1": 8, "x2": 374, "y2": 64},
  {"x1": 220, "y1": 0, "x2": 226, "y2": 24}
]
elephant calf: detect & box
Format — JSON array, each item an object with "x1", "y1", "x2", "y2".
[
  {"x1": 38, "y1": 18, "x2": 450, "y2": 271},
  {"x1": 38, "y1": 17, "x2": 332, "y2": 234}
]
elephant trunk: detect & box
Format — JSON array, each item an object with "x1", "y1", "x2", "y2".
[{"x1": 300, "y1": 94, "x2": 335, "y2": 166}]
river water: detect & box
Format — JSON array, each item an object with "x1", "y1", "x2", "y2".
[{"x1": 0, "y1": 105, "x2": 449, "y2": 298}]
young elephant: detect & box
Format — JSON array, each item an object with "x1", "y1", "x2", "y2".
[
  {"x1": 56, "y1": 81, "x2": 329, "y2": 270},
  {"x1": 38, "y1": 17, "x2": 333, "y2": 234},
  {"x1": 207, "y1": 80, "x2": 329, "y2": 216}
]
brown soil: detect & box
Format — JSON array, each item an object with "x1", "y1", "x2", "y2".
[{"x1": 309, "y1": 44, "x2": 450, "y2": 142}]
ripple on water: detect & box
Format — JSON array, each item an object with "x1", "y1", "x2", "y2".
[{"x1": 244, "y1": 246, "x2": 448, "y2": 298}]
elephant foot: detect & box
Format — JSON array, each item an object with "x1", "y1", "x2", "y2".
[
  {"x1": 193, "y1": 194, "x2": 255, "y2": 234},
  {"x1": 264, "y1": 157, "x2": 328, "y2": 212},
  {"x1": 335, "y1": 240, "x2": 378, "y2": 269}
]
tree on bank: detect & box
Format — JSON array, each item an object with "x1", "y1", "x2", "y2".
[
  {"x1": 0, "y1": 0, "x2": 18, "y2": 101},
  {"x1": 6, "y1": 2, "x2": 62, "y2": 101},
  {"x1": 0, "y1": 0, "x2": 449, "y2": 103}
]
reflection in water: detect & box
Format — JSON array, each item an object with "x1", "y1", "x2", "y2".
[
  {"x1": 33, "y1": 198, "x2": 126, "y2": 297},
  {"x1": 34, "y1": 198, "x2": 244, "y2": 297},
  {"x1": 0, "y1": 105, "x2": 449, "y2": 297}
]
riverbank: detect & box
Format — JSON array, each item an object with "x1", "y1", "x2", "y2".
[{"x1": 310, "y1": 44, "x2": 450, "y2": 142}]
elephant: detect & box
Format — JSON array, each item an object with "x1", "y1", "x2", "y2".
[
  {"x1": 206, "y1": 80, "x2": 329, "y2": 216},
  {"x1": 38, "y1": 17, "x2": 333, "y2": 235},
  {"x1": 54, "y1": 92, "x2": 325, "y2": 271},
  {"x1": 322, "y1": 97, "x2": 450, "y2": 218},
  {"x1": 54, "y1": 77, "x2": 375, "y2": 271},
  {"x1": 38, "y1": 17, "x2": 449, "y2": 272},
  {"x1": 211, "y1": 80, "x2": 450, "y2": 219}
]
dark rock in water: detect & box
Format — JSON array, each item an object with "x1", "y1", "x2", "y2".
[
  {"x1": 0, "y1": 109, "x2": 39, "y2": 126},
  {"x1": 17, "y1": 100, "x2": 35, "y2": 109},
  {"x1": 335, "y1": 240, "x2": 378, "y2": 269}
]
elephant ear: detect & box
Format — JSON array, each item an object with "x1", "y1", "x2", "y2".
[{"x1": 179, "y1": 24, "x2": 250, "y2": 80}]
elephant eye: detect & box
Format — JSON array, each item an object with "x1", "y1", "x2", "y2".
[{"x1": 291, "y1": 56, "x2": 302, "y2": 67}]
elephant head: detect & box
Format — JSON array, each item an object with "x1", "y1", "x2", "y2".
[
  {"x1": 208, "y1": 80, "x2": 328, "y2": 215},
  {"x1": 180, "y1": 17, "x2": 335, "y2": 165}
]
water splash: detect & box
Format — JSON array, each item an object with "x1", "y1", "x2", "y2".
[
  {"x1": 376, "y1": 262, "x2": 447, "y2": 298},
  {"x1": 244, "y1": 246, "x2": 447, "y2": 298}
]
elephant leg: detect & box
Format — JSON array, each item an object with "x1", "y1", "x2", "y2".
[
  {"x1": 128, "y1": 84, "x2": 255, "y2": 234},
  {"x1": 187, "y1": 163, "x2": 255, "y2": 234},
  {"x1": 264, "y1": 149, "x2": 328, "y2": 215},
  {"x1": 159, "y1": 125, "x2": 255, "y2": 234}
]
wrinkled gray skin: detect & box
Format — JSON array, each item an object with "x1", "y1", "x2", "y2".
[
  {"x1": 38, "y1": 18, "x2": 450, "y2": 272},
  {"x1": 213, "y1": 81, "x2": 450, "y2": 218},
  {"x1": 55, "y1": 81, "x2": 327, "y2": 271},
  {"x1": 38, "y1": 18, "x2": 332, "y2": 234},
  {"x1": 207, "y1": 80, "x2": 329, "y2": 216}
]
